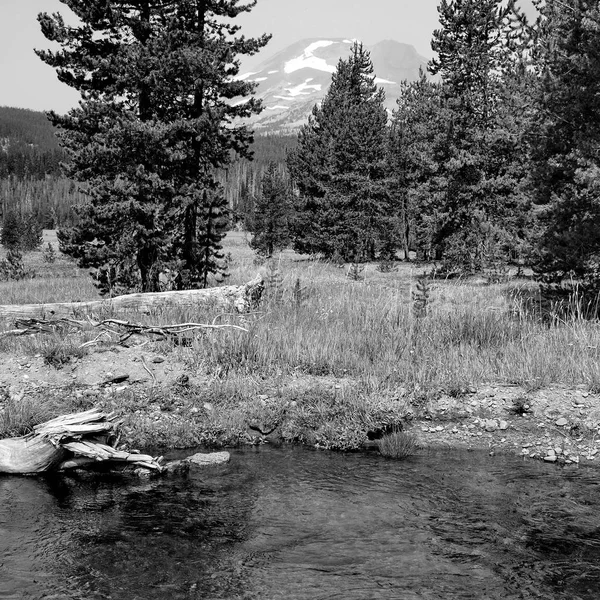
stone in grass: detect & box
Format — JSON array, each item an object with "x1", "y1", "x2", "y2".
[
  {"x1": 555, "y1": 417, "x2": 568, "y2": 427},
  {"x1": 484, "y1": 419, "x2": 498, "y2": 432},
  {"x1": 187, "y1": 451, "x2": 231, "y2": 466}
]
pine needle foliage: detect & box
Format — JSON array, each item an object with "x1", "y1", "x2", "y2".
[
  {"x1": 530, "y1": 0, "x2": 600, "y2": 311},
  {"x1": 412, "y1": 275, "x2": 431, "y2": 318},
  {"x1": 288, "y1": 42, "x2": 392, "y2": 261},
  {"x1": 38, "y1": 0, "x2": 270, "y2": 292},
  {"x1": 249, "y1": 161, "x2": 292, "y2": 258}
]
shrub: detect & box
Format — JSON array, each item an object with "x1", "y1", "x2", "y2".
[
  {"x1": 0, "y1": 211, "x2": 43, "y2": 252},
  {"x1": 412, "y1": 275, "x2": 431, "y2": 318},
  {"x1": 0, "y1": 247, "x2": 29, "y2": 281},
  {"x1": 378, "y1": 431, "x2": 419, "y2": 459},
  {"x1": 43, "y1": 242, "x2": 57, "y2": 264},
  {"x1": 20, "y1": 213, "x2": 43, "y2": 251},
  {"x1": 0, "y1": 390, "x2": 56, "y2": 437}
]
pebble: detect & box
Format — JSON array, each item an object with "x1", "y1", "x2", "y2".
[{"x1": 555, "y1": 417, "x2": 568, "y2": 427}]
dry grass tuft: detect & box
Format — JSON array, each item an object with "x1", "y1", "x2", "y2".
[{"x1": 378, "y1": 431, "x2": 419, "y2": 459}]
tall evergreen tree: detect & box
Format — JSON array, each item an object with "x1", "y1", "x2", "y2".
[
  {"x1": 37, "y1": 0, "x2": 269, "y2": 293},
  {"x1": 529, "y1": 0, "x2": 600, "y2": 297},
  {"x1": 287, "y1": 42, "x2": 391, "y2": 261},
  {"x1": 426, "y1": 0, "x2": 531, "y2": 273},
  {"x1": 249, "y1": 161, "x2": 292, "y2": 257},
  {"x1": 388, "y1": 71, "x2": 451, "y2": 261}
]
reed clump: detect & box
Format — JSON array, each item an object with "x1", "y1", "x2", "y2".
[
  {"x1": 378, "y1": 431, "x2": 419, "y2": 459},
  {"x1": 0, "y1": 391, "x2": 57, "y2": 437}
]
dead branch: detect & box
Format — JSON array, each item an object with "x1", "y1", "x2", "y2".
[{"x1": 0, "y1": 316, "x2": 249, "y2": 345}]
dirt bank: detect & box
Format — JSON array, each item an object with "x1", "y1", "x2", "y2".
[{"x1": 1, "y1": 344, "x2": 598, "y2": 465}]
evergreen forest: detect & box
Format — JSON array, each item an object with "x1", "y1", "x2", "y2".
[{"x1": 0, "y1": 0, "x2": 598, "y2": 302}]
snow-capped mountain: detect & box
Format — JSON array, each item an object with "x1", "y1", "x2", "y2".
[{"x1": 238, "y1": 38, "x2": 430, "y2": 133}]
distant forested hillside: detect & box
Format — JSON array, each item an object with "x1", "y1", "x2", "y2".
[
  {"x1": 0, "y1": 106, "x2": 83, "y2": 227},
  {"x1": 0, "y1": 106, "x2": 64, "y2": 178},
  {"x1": 0, "y1": 105, "x2": 295, "y2": 229},
  {"x1": 222, "y1": 134, "x2": 297, "y2": 225}
]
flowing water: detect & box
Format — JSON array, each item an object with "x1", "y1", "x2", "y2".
[{"x1": 2, "y1": 446, "x2": 600, "y2": 600}]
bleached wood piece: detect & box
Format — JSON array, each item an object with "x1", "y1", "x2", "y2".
[
  {"x1": 0, "y1": 275, "x2": 264, "y2": 320},
  {"x1": 0, "y1": 409, "x2": 162, "y2": 474}
]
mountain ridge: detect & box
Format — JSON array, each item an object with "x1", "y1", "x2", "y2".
[{"x1": 240, "y1": 37, "x2": 431, "y2": 133}]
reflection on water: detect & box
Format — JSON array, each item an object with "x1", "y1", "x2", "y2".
[{"x1": 1, "y1": 447, "x2": 600, "y2": 599}]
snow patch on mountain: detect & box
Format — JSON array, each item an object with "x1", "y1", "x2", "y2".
[
  {"x1": 238, "y1": 37, "x2": 430, "y2": 132},
  {"x1": 236, "y1": 71, "x2": 257, "y2": 81},
  {"x1": 284, "y1": 40, "x2": 343, "y2": 74},
  {"x1": 374, "y1": 76, "x2": 397, "y2": 85}
]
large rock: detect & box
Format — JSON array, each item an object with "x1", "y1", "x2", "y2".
[{"x1": 186, "y1": 451, "x2": 231, "y2": 466}]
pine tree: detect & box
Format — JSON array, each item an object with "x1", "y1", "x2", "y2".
[
  {"x1": 529, "y1": 0, "x2": 600, "y2": 299},
  {"x1": 287, "y1": 42, "x2": 391, "y2": 261},
  {"x1": 388, "y1": 71, "x2": 451, "y2": 261},
  {"x1": 426, "y1": 0, "x2": 531, "y2": 273},
  {"x1": 37, "y1": 1, "x2": 269, "y2": 292},
  {"x1": 1, "y1": 211, "x2": 22, "y2": 250},
  {"x1": 20, "y1": 212, "x2": 43, "y2": 251},
  {"x1": 249, "y1": 161, "x2": 292, "y2": 257}
]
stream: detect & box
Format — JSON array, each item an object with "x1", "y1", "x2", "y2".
[{"x1": 1, "y1": 446, "x2": 600, "y2": 600}]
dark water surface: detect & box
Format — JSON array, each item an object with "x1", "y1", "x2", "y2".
[{"x1": 2, "y1": 447, "x2": 600, "y2": 600}]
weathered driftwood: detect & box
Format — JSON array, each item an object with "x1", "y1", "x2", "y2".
[
  {"x1": 0, "y1": 275, "x2": 264, "y2": 321},
  {"x1": 0, "y1": 409, "x2": 163, "y2": 475}
]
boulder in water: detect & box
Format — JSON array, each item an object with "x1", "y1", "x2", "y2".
[{"x1": 187, "y1": 451, "x2": 230, "y2": 466}]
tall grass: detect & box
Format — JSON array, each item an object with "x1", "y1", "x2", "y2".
[{"x1": 2, "y1": 232, "x2": 600, "y2": 395}]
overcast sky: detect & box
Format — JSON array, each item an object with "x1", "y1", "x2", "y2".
[{"x1": 0, "y1": 0, "x2": 534, "y2": 114}]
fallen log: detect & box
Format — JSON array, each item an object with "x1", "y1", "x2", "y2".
[
  {"x1": 0, "y1": 275, "x2": 264, "y2": 321},
  {"x1": 0, "y1": 409, "x2": 232, "y2": 475},
  {"x1": 0, "y1": 409, "x2": 163, "y2": 475}
]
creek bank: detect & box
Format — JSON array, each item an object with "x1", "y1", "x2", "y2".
[
  {"x1": 1, "y1": 344, "x2": 599, "y2": 462},
  {"x1": 412, "y1": 383, "x2": 600, "y2": 466}
]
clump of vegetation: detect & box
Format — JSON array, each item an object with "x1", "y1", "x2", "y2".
[
  {"x1": 412, "y1": 275, "x2": 431, "y2": 318},
  {"x1": 1, "y1": 211, "x2": 43, "y2": 252},
  {"x1": 43, "y1": 242, "x2": 57, "y2": 264},
  {"x1": 0, "y1": 389, "x2": 56, "y2": 437},
  {"x1": 249, "y1": 161, "x2": 292, "y2": 258},
  {"x1": 0, "y1": 247, "x2": 29, "y2": 281},
  {"x1": 508, "y1": 396, "x2": 533, "y2": 417},
  {"x1": 377, "y1": 258, "x2": 398, "y2": 273},
  {"x1": 378, "y1": 431, "x2": 419, "y2": 459},
  {"x1": 347, "y1": 261, "x2": 364, "y2": 281},
  {"x1": 264, "y1": 259, "x2": 284, "y2": 305},
  {"x1": 40, "y1": 337, "x2": 87, "y2": 369},
  {"x1": 292, "y1": 276, "x2": 307, "y2": 309}
]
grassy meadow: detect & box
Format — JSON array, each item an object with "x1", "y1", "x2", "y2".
[{"x1": 2, "y1": 230, "x2": 600, "y2": 450}]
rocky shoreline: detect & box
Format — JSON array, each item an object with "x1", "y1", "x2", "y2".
[
  {"x1": 412, "y1": 384, "x2": 600, "y2": 466},
  {"x1": 1, "y1": 346, "x2": 599, "y2": 464}
]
